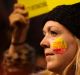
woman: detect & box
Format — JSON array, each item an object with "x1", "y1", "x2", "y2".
[{"x1": 40, "y1": 2, "x2": 80, "y2": 75}]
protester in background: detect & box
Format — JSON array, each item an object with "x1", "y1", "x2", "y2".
[{"x1": 1, "y1": 4, "x2": 35, "y2": 75}]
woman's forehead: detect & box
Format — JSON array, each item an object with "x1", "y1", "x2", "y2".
[{"x1": 43, "y1": 21, "x2": 63, "y2": 30}]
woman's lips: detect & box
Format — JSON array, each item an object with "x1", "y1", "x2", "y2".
[
  {"x1": 45, "y1": 48, "x2": 65, "y2": 56},
  {"x1": 45, "y1": 52, "x2": 55, "y2": 62},
  {"x1": 45, "y1": 53, "x2": 54, "y2": 56}
]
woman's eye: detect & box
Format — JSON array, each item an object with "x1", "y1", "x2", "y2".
[{"x1": 50, "y1": 31, "x2": 58, "y2": 36}]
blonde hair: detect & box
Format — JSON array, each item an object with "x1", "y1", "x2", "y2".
[
  {"x1": 63, "y1": 38, "x2": 80, "y2": 75},
  {"x1": 75, "y1": 39, "x2": 80, "y2": 75},
  {"x1": 62, "y1": 38, "x2": 80, "y2": 75},
  {"x1": 62, "y1": 38, "x2": 79, "y2": 75}
]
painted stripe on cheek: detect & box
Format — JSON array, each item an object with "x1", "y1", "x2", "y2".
[{"x1": 50, "y1": 38, "x2": 67, "y2": 54}]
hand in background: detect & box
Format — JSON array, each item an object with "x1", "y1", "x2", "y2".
[
  {"x1": 9, "y1": 3, "x2": 29, "y2": 29},
  {"x1": 9, "y1": 3, "x2": 30, "y2": 44}
]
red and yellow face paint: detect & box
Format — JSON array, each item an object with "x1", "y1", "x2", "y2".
[{"x1": 50, "y1": 38, "x2": 67, "y2": 54}]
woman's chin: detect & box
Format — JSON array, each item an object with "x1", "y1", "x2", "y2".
[{"x1": 47, "y1": 62, "x2": 61, "y2": 72}]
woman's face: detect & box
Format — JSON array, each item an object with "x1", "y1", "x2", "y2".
[{"x1": 40, "y1": 21, "x2": 78, "y2": 72}]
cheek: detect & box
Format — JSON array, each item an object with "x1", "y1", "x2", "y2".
[{"x1": 50, "y1": 38, "x2": 68, "y2": 54}]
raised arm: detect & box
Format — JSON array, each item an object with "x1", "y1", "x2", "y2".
[
  {"x1": 9, "y1": 4, "x2": 29, "y2": 45},
  {"x1": 2, "y1": 4, "x2": 35, "y2": 75}
]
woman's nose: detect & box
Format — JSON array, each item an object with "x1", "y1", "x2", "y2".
[{"x1": 40, "y1": 37, "x2": 49, "y2": 48}]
